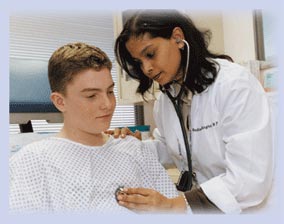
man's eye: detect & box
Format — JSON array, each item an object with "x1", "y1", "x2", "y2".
[
  {"x1": 108, "y1": 91, "x2": 114, "y2": 95},
  {"x1": 87, "y1": 94, "x2": 96, "y2": 98}
]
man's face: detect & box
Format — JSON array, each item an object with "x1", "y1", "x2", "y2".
[{"x1": 62, "y1": 68, "x2": 116, "y2": 135}]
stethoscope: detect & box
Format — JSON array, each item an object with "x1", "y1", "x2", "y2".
[
  {"x1": 114, "y1": 39, "x2": 193, "y2": 200},
  {"x1": 161, "y1": 39, "x2": 193, "y2": 191}
]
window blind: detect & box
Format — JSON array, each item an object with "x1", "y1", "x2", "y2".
[{"x1": 9, "y1": 12, "x2": 135, "y2": 133}]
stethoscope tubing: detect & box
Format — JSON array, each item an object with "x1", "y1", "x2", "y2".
[
  {"x1": 165, "y1": 88, "x2": 192, "y2": 190},
  {"x1": 163, "y1": 39, "x2": 193, "y2": 190}
]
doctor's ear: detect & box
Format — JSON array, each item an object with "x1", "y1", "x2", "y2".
[
  {"x1": 50, "y1": 92, "x2": 66, "y2": 112},
  {"x1": 172, "y1": 27, "x2": 185, "y2": 49}
]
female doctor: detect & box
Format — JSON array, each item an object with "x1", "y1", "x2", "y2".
[{"x1": 114, "y1": 9, "x2": 273, "y2": 213}]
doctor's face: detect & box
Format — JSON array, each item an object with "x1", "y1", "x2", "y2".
[
  {"x1": 62, "y1": 68, "x2": 116, "y2": 135},
  {"x1": 126, "y1": 33, "x2": 182, "y2": 86}
]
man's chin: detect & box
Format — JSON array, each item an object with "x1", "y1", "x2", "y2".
[{"x1": 98, "y1": 124, "x2": 111, "y2": 133}]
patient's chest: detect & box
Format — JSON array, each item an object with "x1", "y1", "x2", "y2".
[{"x1": 43, "y1": 141, "x2": 149, "y2": 213}]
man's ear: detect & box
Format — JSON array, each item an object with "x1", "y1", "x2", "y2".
[{"x1": 50, "y1": 92, "x2": 66, "y2": 112}]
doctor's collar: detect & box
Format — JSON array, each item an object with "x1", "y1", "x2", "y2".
[{"x1": 163, "y1": 81, "x2": 192, "y2": 103}]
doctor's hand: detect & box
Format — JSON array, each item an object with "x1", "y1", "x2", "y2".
[
  {"x1": 104, "y1": 127, "x2": 142, "y2": 140},
  {"x1": 116, "y1": 187, "x2": 187, "y2": 213}
]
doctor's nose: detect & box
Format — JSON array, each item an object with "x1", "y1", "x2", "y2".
[{"x1": 142, "y1": 61, "x2": 153, "y2": 77}]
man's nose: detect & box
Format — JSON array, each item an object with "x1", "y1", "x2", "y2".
[{"x1": 100, "y1": 94, "x2": 112, "y2": 110}]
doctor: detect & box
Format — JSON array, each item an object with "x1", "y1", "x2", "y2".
[{"x1": 114, "y1": 9, "x2": 273, "y2": 213}]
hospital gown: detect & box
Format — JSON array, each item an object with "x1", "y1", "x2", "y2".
[{"x1": 9, "y1": 136, "x2": 178, "y2": 214}]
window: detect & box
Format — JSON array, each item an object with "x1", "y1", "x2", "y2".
[
  {"x1": 10, "y1": 12, "x2": 135, "y2": 133},
  {"x1": 254, "y1": 10, "x2": 276, "y2": 61}
]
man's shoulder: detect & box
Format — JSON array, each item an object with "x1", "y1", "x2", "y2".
[
  {"x1": 111, "y1": 136, "x2": 143, "y2": 155},
  {"x1": 10, "y1": 138, "x2": 54, "y2": 164},
  {"x1": 22, "y1": 137, "x2": 54, "y2": 151},
  {"x1": 112, "y1": 135, "x2": 141, "y2": 147}
]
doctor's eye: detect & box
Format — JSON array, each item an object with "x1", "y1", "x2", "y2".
[{"x1": 146, "y1": 51, "x2": 155, "y2": 59}]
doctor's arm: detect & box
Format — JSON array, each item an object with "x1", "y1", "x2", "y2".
[{"x1": 199, "y1": 76, "x2": 273, "y2": 213}]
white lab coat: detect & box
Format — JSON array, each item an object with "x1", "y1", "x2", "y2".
[{"x1": 146, "y1": 59, "x2": 273, "y2": 213}]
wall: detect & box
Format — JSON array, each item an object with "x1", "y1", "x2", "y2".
[
  {"x1": 222, "y1": 11, "x2": 256, "y2": 63},
  {"x1": 187, "y1": 11, "x2": 225, "y2": 54}
]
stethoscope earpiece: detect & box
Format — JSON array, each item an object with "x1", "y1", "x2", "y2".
[{"x1": 176, "y1": 38, "x2": 181, "y2": 43}]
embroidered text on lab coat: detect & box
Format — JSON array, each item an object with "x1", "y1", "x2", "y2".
[{"x1": 192, "y1": 121, "x2": 218, "y2": 132}]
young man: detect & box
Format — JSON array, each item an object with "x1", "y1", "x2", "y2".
[{"x1": 9, "y1": 42, "x2": 180, "y2": 214}]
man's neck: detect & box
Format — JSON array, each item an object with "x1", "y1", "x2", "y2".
[{"x1": 57, "y1": 126, "x2": 109, "y2": 147}]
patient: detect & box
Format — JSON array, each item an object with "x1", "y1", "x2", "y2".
[{"x1": 9, "y1": 42, "x2": 178, "y2": 214}]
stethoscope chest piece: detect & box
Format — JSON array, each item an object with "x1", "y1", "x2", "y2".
[{"x1": 115, "y1": 186, "x2": 126, "y2": 202}]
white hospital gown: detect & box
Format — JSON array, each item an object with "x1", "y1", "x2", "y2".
[{"x1": 9, "y1": 136, "x2": 178, "y2": 214}]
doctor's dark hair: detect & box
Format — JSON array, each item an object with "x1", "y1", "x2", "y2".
[
  {"x1": 48, "y1": 42, "x2": 112, "y2": 95},
  {"x1": 115, "y1": 9, "x2": 231, "y2": 96}
]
